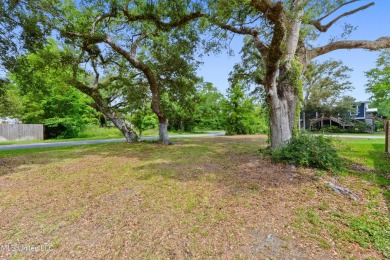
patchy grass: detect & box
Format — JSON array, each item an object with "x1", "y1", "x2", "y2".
[
  {"x1": 337, "y1": 138, "x2": 390, "y2": 195},
  {"x1": 292, "y1": 138, "x2": 390, "y2": 258},
  {"x1": 0, "y1": 135, "x2": 388, "y2": 259},
  {"x1": 0, "y1": 145, "x2": 108, "y2": 160}
]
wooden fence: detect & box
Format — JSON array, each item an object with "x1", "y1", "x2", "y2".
[{"x1": 0, "y1": 124, "x2": 44, "y2": 142}]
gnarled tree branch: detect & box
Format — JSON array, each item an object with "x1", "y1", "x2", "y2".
[
  {"x1": 250, "y1": 0, "x2": 284, "y2": 24},
  {"x1": 211, "y1": 21, "x2": 259, "y2": 36},
  {"x1": 131, "y1": 34, "x2": 147, "y2": 56},
  {"x1": 91, "y1": 11, "x2": 117, "y2": 35},
  {"x1": 309, "y1": 1, "x2": 374, "y2": 32},
  {"x1": 308, "y1": 37, "x2": 390, "y2": 60},
  {"x1": 121, "y1": 10, "x2": 204, "y2": 31},
  {"x1": 103, "y1": 35, "x2": 165, "y2": 120},
  {"x1": 315, "y1": 0, "x2": 358, "y2": 22},
  {"x1": 252, "y1": 35, "x2": 268, "y2": 60}
]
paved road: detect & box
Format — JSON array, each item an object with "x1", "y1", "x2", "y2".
[
  {"x1": 0, "y1": 132, "x2": 385, "y2": 151},
  {"x1": 322, "y1": 134, "x2": 385, "y2": 139},
  {"x1": 0, "y1": 132, "x2": 226, "y2": 151}
]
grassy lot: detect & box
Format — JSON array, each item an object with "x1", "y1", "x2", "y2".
[{"x1": 0, "y1": 135, "x2": 388, "y2": 259}]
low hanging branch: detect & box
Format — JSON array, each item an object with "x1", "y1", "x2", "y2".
[
  {"x1": 308, "y1": 37, "x2": 390, "y2": 60},
  {"x1": 67, "y1": 53, "x2": 138, "y2": 142},
  {"x1": 121, "y1": 9, "x2": 204, "y2": 31}
]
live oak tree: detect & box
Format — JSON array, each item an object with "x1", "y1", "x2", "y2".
[
  {"x1": 0, "y1": 1, "x2": 48, "y2": 72},
  {"x1": 366, "y1": 49, "x2": 390, "y2": 119},
  {"x1": 302, "y1": 59, "x2": 353, "y2": 126},
  {"x1": 10, "y1": 37, "x2": 144, "y2": 141},
  {"x1": 207, "y1": 0, "x2": 390, "y2": 147},
  {"x1": 42, "y1": 0, "x2": 202, "y2": 144},
  {"x1": 68, "y1": 49, "x2": 142, "y2": 142},
  {"x1": 3, "y1": 1, "x2": 202, "y2": 143}
]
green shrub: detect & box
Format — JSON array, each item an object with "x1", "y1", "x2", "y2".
[
  {"x1": 77, "y1": 125, "x2": 122, "y2": 139},
  {"x1": 321, "y1": 126, "x2": 347, "y2": 133},
  {"x1": 263, "y1": 133, "x2": 342, "y2": 171},
  {"x1": 44, "y1": 117, "x2": 85, "y2": 139},
  {"x1": 374, "y1": 120, "x2": 384, "y2": 132},
  {"x1": 353, "y1": 122, "x2": 373, "y2": 133},
  {"x1": 132, "y1": 108, "x2": 159, "y2": 136}
]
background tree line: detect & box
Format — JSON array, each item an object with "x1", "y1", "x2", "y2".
[{"x1": 0, "y1": 39, "x2": 268, "y2": 138}]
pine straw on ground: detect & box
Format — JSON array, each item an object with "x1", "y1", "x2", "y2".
[{"x1": 0, "y1": 135, "x2": 388, "y2": 259}]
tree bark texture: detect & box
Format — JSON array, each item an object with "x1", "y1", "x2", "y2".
[
  {"x1": 99, "y1": 106, "x2": 138, "y2": 143},
  {"x1": 266, "y1": 80, "x2": 299, "y2": 148},
  {"x1": 158, "y1": 118, "x2": 171, "y2": 144},
  {"x1": 260, "y1": 4, "x2": 303, "y2": 148},
  {"x1": 90, "y1": 93, "x2": 138, "y2": 143}
]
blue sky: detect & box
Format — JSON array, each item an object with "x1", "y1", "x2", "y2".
[{"x1": 197, "y1": 0, "x2": 390, "y2": 102}]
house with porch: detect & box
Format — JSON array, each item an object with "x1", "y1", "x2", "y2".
[{"x1": 301, "y1": 101, "x2": 382, "y2": 132}]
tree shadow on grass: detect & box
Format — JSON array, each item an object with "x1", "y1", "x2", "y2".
[
  {"x1": 130, "y1": 149, "x2": 313, "y2": 195},
  {"x1": 370, "y1": 144, "x2": 390, "y2": 207},
  {"x1": 0, "y1": 143, "x2": 139, "y2": 176},
  {"x1": 0, "y1": 136, "x2": 312, "y2": 194}
]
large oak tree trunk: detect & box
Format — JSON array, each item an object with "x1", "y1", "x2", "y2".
[
  {"x1": 158, "y1": 117, "x2": 171, "y2": 144},
  {"x1": 154, "y1": 109, "x2": 171, "y2": 145},
  {"x1": 261, "y1": 3, "x2": 303, "y2": 148},
  {"x1": 263, "y1": 11, "x2": 302, "y2": 148},
  {"x1": 267, "y1": 80, "x2": 299, "y2": 148},
  {"x1": 150, "y1": 92, "x2": 171, "y2": 144}
]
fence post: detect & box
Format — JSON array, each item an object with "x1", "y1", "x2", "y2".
[{"x1": 386, "y1": 120, "x2": 390, "y2": 153}]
